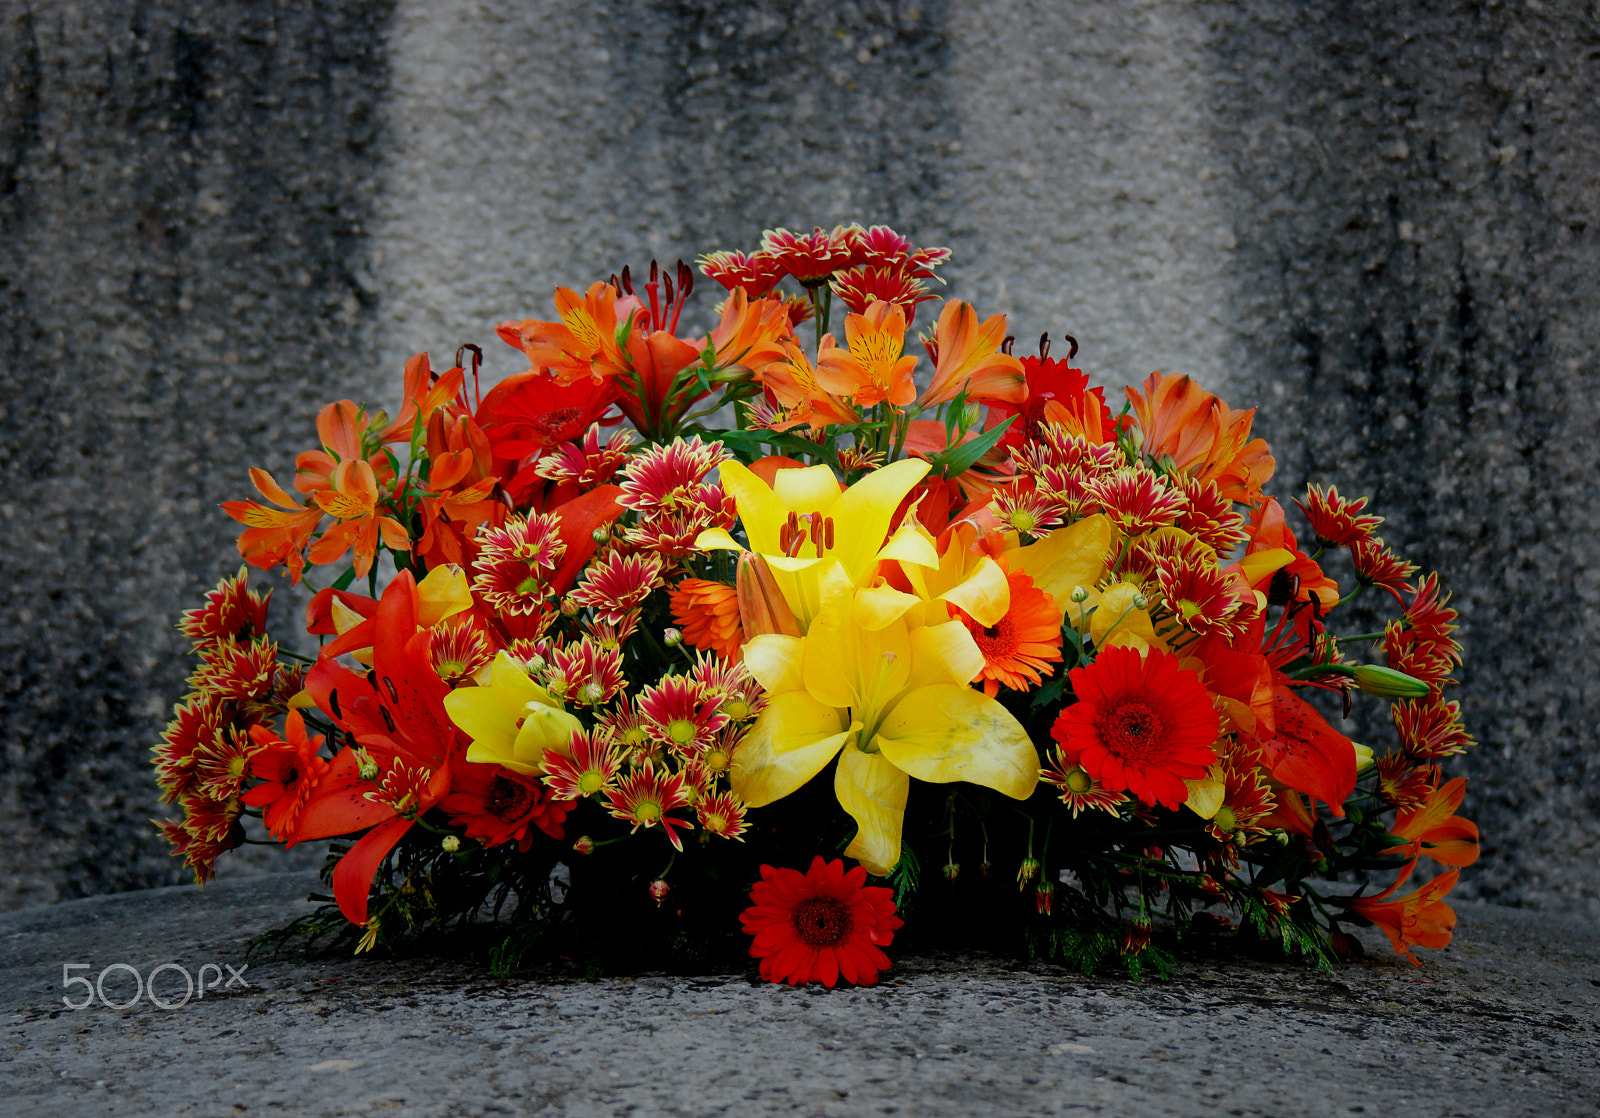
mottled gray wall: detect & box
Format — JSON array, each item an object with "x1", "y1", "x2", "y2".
[{"x1": 2, "y1": 0, "x2": 1596, "y2": 914}]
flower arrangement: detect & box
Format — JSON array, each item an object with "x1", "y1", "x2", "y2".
[{"x1": 154, "y1": 223, "x2": 1477, "y2": 984}]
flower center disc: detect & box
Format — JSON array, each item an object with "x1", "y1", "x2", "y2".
[
  {"x1": 487, "y1": 775, "x2": 533, "y2": 821},
  {"x1": 1099, "y1": 698, "x2": 1165, "y2": 762},
  {"x1": 791, "y1": 897, "x2": 854, "y2": 948}
]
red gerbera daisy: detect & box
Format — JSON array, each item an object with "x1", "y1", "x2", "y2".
[
  {"x1": 740, "y1": 856, "x2": 904, "y2": 988},
  {"x1": 1050, "y1": 646, "x2": 1220, "y2": 810},
  {"x1": 477, "y1": 369, "x2": 621, "y2": 459}
]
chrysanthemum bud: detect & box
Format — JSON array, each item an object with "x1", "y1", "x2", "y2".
[
  {"x1": 648, "y1": 878, "x2": 671, "y2": 906},
  {"x1": 663, "y1": 627, "x2": 683, "y2": 647},
  {"x1": 1017, "y1": 856, "x2": 1041, "y2": 888},
  {"x1": 591, "y1": 525, "x2": 610, "y2": 544},
  {"x1": 1132, "y1": 593, "x2": 1149, "y2": 611},
  {"x1": 353, "y1": 748, "x2": 379, "y2": 782},
  {"x1": 1035, "y1": 881, "x2": 1056, "y2": 916},
  {"x1": 441, "y1": 835, "x2": 461, "y2": 853},
  {"x1": 1069, "y1": 585, "x2": 1090, "y2": 604},
  {"x1": 943, "y1": 862, "x2": 961, "y2": 883},
  {"x1": 561, "y1": 596, "x2": 581, "y2": 617},
  {"x1": 1120, "y1": 919, "x2": 1153, "y2": 956},
  {"x1": 578, "y1": 681, "x2": 604, "y2": 705},
  {"x1": 1351, "y1": 663, "x2": 1431, "y2": 699},
  {"x1": 572, "y1": 835, "x2": 595, "y2": 856}
]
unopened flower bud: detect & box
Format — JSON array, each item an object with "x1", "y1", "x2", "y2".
[
  {"x1": 1069, "y1": 585, "x2": 1090, "y2": 604},
  {"x1": 736, "y1": 552, "x2": 803, "y2": 638},
  {"x1": 572, "y1": 835, "x2": 595, "y2": 856},
  {"x1": 441, "y1": 835, "x2": 461, "y2": 853},
  {"x1": 578, "y1": 681, "x2": 604, "y2": 705},
  {"x1": 561, "y1": 596, "x2": 581, "y2": 617},
  {"x1": 648, "y1": 878, "x2": 671, "y2": 906},
  {"x1": 1120, "y1": 919, "x2": 1153, "y2": 956},
  {"x1": 1132, "y1": 593, "x2": 1149, "y2": 611},
  {"x1": 591, "y1": 525, "x2": 610, "y2": 544},
  {"x1": 1035, "y1": 881, "x2": 1056, "y2": 916},
  {"x1": 959, "y1": 399, "x2": 982, "y2": 431},
  {"x1": 353, "y1": 748, "x2": 380, "y2": 782},
  {"x1": 1017, "y1": 856, "x2": 1041, "y2": 889},
  {"x1": 663, "y1": 627, "x2": 683, "y2": 647},
  {"x1": 1351, "y1": 663, "x2": 1431, "y2": 699},
  {"x1": 943, "y1": 862, "x2": 961, "y2": 883}
]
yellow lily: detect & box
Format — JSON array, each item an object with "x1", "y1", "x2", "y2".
[
  {"x1": 328, "y1": 563, "x2": 475, "y2": 668},
  {"x1": 1003, "y1": 514, "x2": 1113, "y2": 614},
  {"x1": 442, "y1": 652, "x2": 581, "y2": 775},
  {"x1": 856, "y1": 520, "x2": 1011, "y2": 633},
  {"x1": 731, "y1": 565, "x2": 1038, "y2": 875},
  {"x1": 696, "y1": 458, "x2": 937, "y2": 628}
]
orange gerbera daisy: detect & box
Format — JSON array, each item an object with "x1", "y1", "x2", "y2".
[
  {"x1": 1050, "y1": 646, "x2": 1220, "y2": 810},
  {"x1": 740, "y1": 856, "x2": 903, "y2": 987},
  {"x1": 814, "y1": 299, "x2": 920, "y2": 408},
  {"x1": 953, "y1": 569, "x2": 1062, "y2": 695},
  {"x1": 671, "y1": 578, "x2": 744, "y2": 662}
]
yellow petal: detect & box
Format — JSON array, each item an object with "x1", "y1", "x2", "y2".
[
  {"x1": 1183, "y1": 766, "x2": 1227, "y2": 820},
  {"x1": 330, "y1": 597, "x2": 366, "y2": 636},
  {"x1": 905, "y1": 619, "x2": 985, "y2": 689},
  {"x1": 770, "y1": 462, "x2": 844, "y2": 513},
  {"x1": 878, "y1": 517, "x2": 939, "y2": 569},
  {"x1": 1088, "y1": 583, "x2": 1160, "y2": 650},
  {"x1": 803, "y1": 569, "x2": 910, "y2": 711},
  {"x1": 512, "y1": 704, "x2": 583, "y2": 770},
  {"x1": 875, "y1": 684, "x2": 1038, "y2": 799},
  {"x1": 825, "y1": 458, "x2": 930, "y2": 587},
  {"x1": 694, "y1": 526, "x2": 744, "y2": 553},
  {"x1": 446, "y1": 685, "x2": 531, "y2": 767},
  {"x1": 417, "y1": 563, "x2": 472, "y2": 628},
  {"x1": 731, "y1": 697, "x2": 853, "y2": 807},
  {"x1": 742, "y1": 633, "x2": 805, "y2": 695},
  {"x1": 836, "y1": 745, "x2": 910, "y2": 876},
  {"x1": 717, "y1": 460, "x2": 788, "y2": 556},
  {"x1": 940, "y1": 555, "x2": 1011, "y2": 628},
  {"x1": 488, "y1": 650, "x2": 558, "y2": 705},
  {"x1": 287, "y1": 688, "x2": 317, "y2": 711},
  {"x1": 855, "y1": 581, "x2": 921, "y2": 632},
  {"x1": 1238, "y1": 547, "x2": 1295, "y2": 586},
  {"x1": 1008, "y1": 513, "x2": 1113, "y2": 606}
]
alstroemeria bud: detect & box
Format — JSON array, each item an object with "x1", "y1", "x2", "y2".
[
  {"x1": 1352, "y1": 663, "x2": 1431, "y2": 699},
  {"x1": 735, "y1": 552, "x2": 803, "y2": 638}
]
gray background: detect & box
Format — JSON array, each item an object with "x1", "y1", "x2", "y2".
[{"x1": 2, "y1": 0, "x2": 1595, "y2": 914}]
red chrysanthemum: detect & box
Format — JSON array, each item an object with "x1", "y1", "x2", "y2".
[
  {"x1": 758, "y1": 226, "x2": 854, "y2": 284},
  {"x1": 1295, "y1": 483, "x2": 1383, "y2": 549},
  {"x1": 534, "y1": 425, "x2": 636, "y2": 488},
  {"x1": 1392, "y1": 694, "x2": 1474, "y2": 758},
  {"x1": 1085, "y1": 467, "x2": 1188, "y2": 535},
  {"x1": 698, "y1": 249, "x2": 785, "y2": 299},
  {"x1": 616, "y1": 437, "x2": 729, "y2": 516},
  {"x1": 740, "y1": 856, "x2": 904, "y2": 988},
  {"x1": 637, "y1": 675, "x2": 729, "y2": 754},
  {"x1": 568, "y1": 551, "x2": 665, "y2": 625},
  {"x1": 603, "y1": 763, "x2": 693, "y2": 849},
  {"x1": 545, "y1": 636, "x2": 625, "y2": 706},
  {"x1": 991, "y1": 482, "x2": 1067, "y2": 538},
  {"x1": 1349, "y1": 536, "x2": 1418, "y2": 602},
  {"x1": 190, "y1": 638, "x2": 280, "y2": 704},
  {"x1": 829, "y1": 266, "x2": 936, "y2": 323},
  {"x1": 842, "y1": 224, "x2": 951, "y2": 277},
  {"x1": 429, "y1": 618, "x2": 495, "y2": 687},
  {"x1": 1050, "y1": 646, "x2": 1220, "y2": 810},
  {"x1": 696, "y1": 789, "x2": 748, "y2": 840},
  {"x1": 1174, "y1": 474, "x2": 1249, "y2": 554},
  {"x1": 541, "y1": 727, "x2": 623, "y2": 800},
  {"x1": 178, "y1": 567, "x2": 271, "y2": 648}
]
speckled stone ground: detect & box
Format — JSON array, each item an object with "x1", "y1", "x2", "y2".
[{"x1": 3, "y1": 873, "x2": 1597, "y2": 1117}]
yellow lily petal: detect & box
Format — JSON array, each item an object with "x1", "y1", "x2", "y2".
[
  {"x1": 825, "y1": 458, "x2": 930, "y2": 587},
  {"x1": 1183, "y1": 766, "x2": 1227, "y2": 820},
  {"x1": 836, "y1": 745, "x2": 910, "y2": 876},
  {"x1": 417, "y1": 563, "x2": 472, "y2": 628},
  {"x1": 1087, "y1": 583, "x2": 1160, "y2": 650},
  {"x1": 510, "y1": 705, "x2": 583, "y2": 771},
  {"x1": 940, "y1": 555, "x2": 1011, "y2": 628},
  {"x1": 446, "y1": 685, "x2": 535, "y2": 768},
  {"x1": 770, "y1": 462, "x2": 843, "y2": 511},
  {"x1": 716, "y1": 460, "x2": 789, "y2": 556},
  {"x1": 878, "y1": 517, "x2": 939, "y2": 569},
  {"x1": 488, "y1": 651, "x2": 558, "y2": 705},
  {"x1": 855, "y1": 581, "x2": 921, "y2": 632},
  {"x1": 732, "y1": 697, "x2": 854, "y2": 807},
  {"x1": 694, "y1": 526, "x2": 744, "y2": 553},
  {"x1": 1008, "y1": 513, "x2": 1113, "y2": 606},
  {"x1": 803, "y1": 566, "x2": 910, "y2": 710},
  {"x1": 742, "y1": 633, "x2": 805, "y2": 695},
  {"x1": 329, "y1": 597, "x2": 375, "y2": 666},
  {"x1": 1238, "y1": 547, "x2": 1295, "y2": 585},
  {"x1": 287, "y1": 688, "x2": 316, "y2": 711},
  {"x1": 874, "y1": 684, "x2": 1038, "y2": 799},
  {"x1": 905, "y1": 619, "x2": 985, "y2": 689}
]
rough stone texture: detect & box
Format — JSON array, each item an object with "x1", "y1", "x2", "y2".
[
  {"x1": 0, "y1": 2, "x2": 395, "y2": 907},
  {"x1": 2, "y1": 0, "x2": 1598, "y2": 912},
  {"x1": 3, "y1": 873, "x2": 1599, "y2": 1116}
]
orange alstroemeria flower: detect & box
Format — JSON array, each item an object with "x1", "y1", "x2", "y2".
[
  {"x1": 706, "y1": 288, "x2": 795, "y2": 372},
  {"x1": 1382, "y1": 776, "x2": 1479, "y2": 879},
  {"x1": 920, "y1": 298, "x2": 1025, "y2": 409},
  {"x1": 497, "y1": 282, "x2": 628, "y2": 387},
  {"x1": 222, "y1": 468, "x2": 325, "y2": 583},
  {"x1": 293, "y1": 399, "x2": 398, "y2": 497},
  {"x1": 814, "y1": 299, "x2": 920, "y2": 408},
  {"x1": 1348, "y1": 868, "x2": 1460, "y2": 966},
  {"x1": 1126, "y1": 372, "x2": 1275, "y2": 505},
  {"x1": 748, "y1": 337, "x2": 862, "y2": 432},
  {"x1": 377, "y1": 353, "x2": 466, "y2": 444},
  {"x1": 308, "y1": 459, "x2": 411, "y2": 578}
]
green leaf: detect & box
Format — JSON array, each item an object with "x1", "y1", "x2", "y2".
[
  {"x1": 925, "y1": 415, "x2": 1014, "y2": 478},
  {"x1": 332, "y1": 566, "x2": 357, "y2": 592}
]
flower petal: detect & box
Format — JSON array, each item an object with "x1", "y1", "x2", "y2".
[
  {"x1": 875, "y1": 684, "x2": 1038, "y2": 799},
  {"x1": 731, "y1": 696, "x2": 853, "y2": 807},
  {"x1": 836, "y1": 745, "x2": 910, "y2": 877},
  {"x1": 1007, "y1": 513, "x2": 1112, "y2": 607}
]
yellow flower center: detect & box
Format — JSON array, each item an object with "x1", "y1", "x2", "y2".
[
  {"x1": 577, "y1": 771, "x2": 604, "y2": 796},
  {"x1": 1066, "y1": 768, "x2": 1092, "y2": 794},
  {"x1": 634, "y1": 800, "x2": 662, "y2": 824},
  {"x1": 1214, "y1": 806, "x2": 1237, "y2": 833},
  {"x1": 722, "y1": 698, "x2": 751, "y2": 721},
  {"x1": 667, "y1": 719, "x2": 697, "y2": 744}
]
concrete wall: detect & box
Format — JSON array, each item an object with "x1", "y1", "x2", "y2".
[{"x1": 2, "y1": 0, "x2": 1595, "y2": 913}]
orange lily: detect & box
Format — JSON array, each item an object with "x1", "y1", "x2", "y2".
[
  {"x1": 307, "y1": 459, "x2": 411, "y2": 578},
  {"x1": 920, "y1": 298, "x2": 1025, "y2": 409},
  {"x1": 222, "y1": 468, "x2": 324, "y2": 583},
  {"x1": 1237, "y1": 499, "x2": 1339, "y2": 610},
  {"x1": 814, "y1": 300, "x2": 919, "y2": 408}
]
